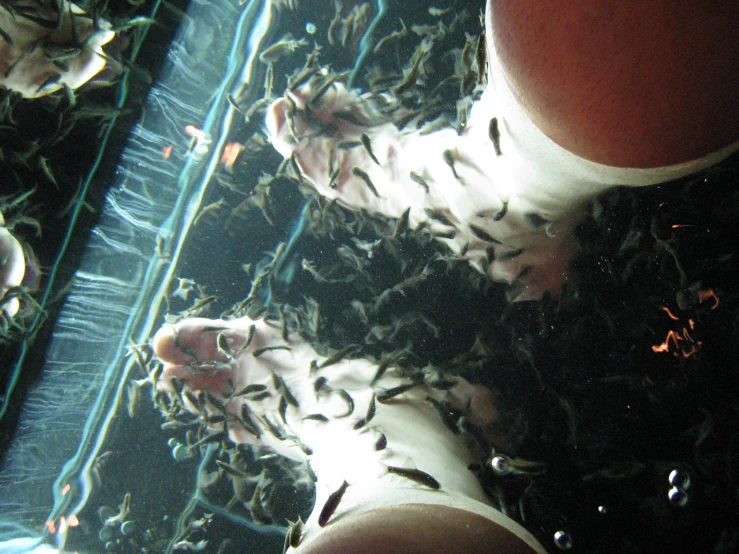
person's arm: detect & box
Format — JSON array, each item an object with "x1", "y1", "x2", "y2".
[{"x1": 488, "y1": 0, "x2": 739, "y2": 168}]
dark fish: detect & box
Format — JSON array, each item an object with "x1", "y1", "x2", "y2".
[
  {"x1": 385, "y1": 465, "x2": 440, "y2": 490},
  {"x1": 352, "y1": 167, "x2": 381, "y2": 197},
  {"x1": 0, "y1": 26, "x2": 14, "y2": 47},
  {"x1": 319, "y1": 344, "x2": 362, "y2": 370},
  {"x1": 469, "y1": 224, "x2": 501, "y2": 244},
  {"x1": 319, "y1": 480, "x2": 349, "y2": 526},
  {"x1": 333, "y1": 110, "x2": 366, "y2": 126},
  {"x1": 217, "y1": 332, "x2": 233, "y2": 358},
  {"x1": 393, "y1": 207, "x2": 411, "y2": 238},
  {"x1": 377, "y1": 382, "x2": 419, "y2": 403},
  {"x1": 279, "y1": 396, "x2": 289, "y2": 424},
  {"x1": 285, "y1": 516, "x2": 304, "y2": 551},
  {"x1": 245, "y1": 324, "x2": 257, "y2": 349},
  {"x1": 240, "y1": 403, "x2": 261, "y2": 437},
  {"x1": 425, "y1": 208, "x2": 455, "y2": 228},
  {"x1": 524, "y1": 212, "x2": 550, "y2": 229},
  {"x1": 253, "y1": 345, "x2": 292, "y2": 357},
  {"x1": 496, "y1": 248, "x2": 524, "y2": 261},
  {"x1": 493, "y1": 200, "x2": 508, "y2": 221},
  {"x1": 303, "y1": 413, "x2": 329, "y2": 422},
  {"x1": 360, "y1": 133, "x2": 380, "y2": 165},
  {"x1": 36, "y1": 73, "x2": 62, "y2": 94},
  {"x1": 262, "y1": 415, "x2": 286, "y2": 440},
  {"x1": 427, "y1": 396, "x2": 460, "y2": 434},
  {"x1": 314, "y1": 376, "x2": 329, "y2": 393},
  {"x1": 337, "y1": 139, "x2": 362, "y2": 150},
  {"x1": 442, "y1": 149, "x2": 461, "y2": 181},
  {"x1": 353, "y1": 394, "x2": 376, "y2": 429},
  {"x1": 489, "y1": 117, "x2": 502, "y2": 156},
  {"x1": 273, "y1": 373, "x2": 300, "y2": 407},
  {"x1": 216, "y1": 460, "x2": 247, "y2": 477},
  {"x1": 335, "y1": 389, "x2": 354, "y2": 418},
  {"x1": 375, "y1": 432, "x2": 388, "y2": 451},
  {"x1": 249, "y1": 391, "x2": 272, "y2": 402},
  {"x1": 475, "y1": 33, "x2": 487, "y2": 85},
  {"x1": 231, "y1": 384, "x2": 268, "y2": 397}
]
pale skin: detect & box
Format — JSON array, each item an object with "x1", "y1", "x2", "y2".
[{"x1": 151, "y1": 1, "x2": 739, "y2": 552}]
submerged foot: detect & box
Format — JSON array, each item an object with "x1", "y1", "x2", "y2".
[{"x1": 266, "y1": 76, "x2": 586, "y2": 300}]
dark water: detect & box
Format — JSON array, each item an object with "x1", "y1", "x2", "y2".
[{"x1": 1, "y1": 1, "x2": 738, "y2": 553}]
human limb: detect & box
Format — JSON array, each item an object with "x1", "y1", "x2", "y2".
[
  {"x1": 0, "y1": 1, "x2": 115, "y2": 97},
  {"x1": 0, "y1": 212, "x2": 26, "y2": 318},
  {"x1": 487, "y1": 0, "x2": 739, "y2": 168},
  {"x1": 152, "y1": 316, "x2": 544, "y2": 553}
]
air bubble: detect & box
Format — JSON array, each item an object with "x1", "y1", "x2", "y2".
[
  {"x1": 668, "y1": 469, "x2": 691, "y2": 490},
  {"x1": 306, "y1": 22, "x2": 316, "y2": 34},
  {"x1": 668, "y1": 486, "x2": 688, "y2": 507},
  {"x1": 553, "y1": 530, "x2": 573, "y2": 550},
  {"x1": 489, "y1": 455, "x2": 510, "y2": 474},
  {"x1": 121, "y1": 520, "x2": 136, "y2": 536}
]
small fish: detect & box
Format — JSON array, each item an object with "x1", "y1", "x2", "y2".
[
  {"x1": 489, "y1": 117, "x2": 502, "y2": 156},
  {"x1": 284, "y1": 516, "x2": 304, "y2": 551},
  {"x1": 493, "y1": 200, "x2": 508, "y2": 222},
  {"x1": 303, "y1": 413, "x2": 329, "y2": 422},
  {"x1": 427, "y1": 396, "x2": 460, "y2": 434},
  {"x1": 249, "y1": 391, "x2": 273, "y2": 402},
  {"x1": 496, "y1": 248, "x2": 524, "y2": 261},
  {"x1": 385, "y1": 465, "x2": 440, "y2": 490},
  {"x1": 375, "y1": 432, "x2": 388, "y2": 451},
  {"x1": 240, "y1": 403, "x2": 262, "y2": 437},
  {"x1": 253, "y1": 345, "x2": 292, "y2": 357},
  {"x1": 352, "y1": 167, "x2": 381, "y2": 197},
  {"x1": 318, "y1": 344, "x2": 362, "y2": 370},
  {"x1": 259, "y1": 36, "x2": 309, "y2": 64},
  {"x1": 469, "y1": 224, "x2": 501, "y2": 244},
  {"x1": 0, "y1": 26, "x2": 14, "y2": 47},
  {"x1": 373, "y1": 19, "x2": 407, "y2": 53},
  {"x1": 244, "y1": 324, "x2": 256, "y2": 349},
  {"x1": 360, "y1": 133, "x2": 380, "y2": 165},
  {"x1": 216, "y1": 460, "x2": 248, "y2": 477},
  {"x1": 370, "y1": 351, "x2": 404, "y2": 386},
  {"x1": 524, "y1": 212, "x2": 550, "y2": 229},
  {"x1": 337, "y1": 139, "x2": 362, "y2": 150},
  {"x1": 425, "y1": 208, "x2": 455, "y2": 228},
  {"x1": 393, "y1": 207, "x2": 411, "y2": 238},
  {"x1": 475, "y1": 33, "x2": 487, "y2": 86},
  {"x1": 194, "y1": 198, "x2": 226, "y2": 225},
  {"x1": 230, "y1": 383, "x2": 268, "y2": 397},
  {"x1": 409, "y1": 171, "x2": 430, "y2": 193},
  {"x1": 273, "y1": 373, "x2": 300, "y2": 407},
  {"x1": 353, "y1": 394, "x2": 376, "y2": 429},
  {"x1": 36, "y1": 73, "x2": 62, "y2": 93},
  {"x1": 327, "y1": 0, "x2": 343, "y2": 46},
  {"x1": 335, "y1": 389, "x2": 355, "y2": 418},
  {"x1": 279, "y1": 395, "x2": 289, "y2": 423},
  {"x1": 442, "y1": 149, "x2": 461, "y2": 181},
  {"x1": 216, "y1": 332, "x2": 234, "y2": 359},
  {"x1": 318, "y1": 480, "x2": 349, "y2": 526},
  {"x1": 377, "y1": 382, "x2": 419, "y2": 403}
]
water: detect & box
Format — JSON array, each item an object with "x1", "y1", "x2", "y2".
[{"x1": 1, "y1": 1, "x2": 739, "y2": 553}]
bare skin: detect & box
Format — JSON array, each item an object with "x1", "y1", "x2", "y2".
[
  {"x1": 152, "y1": 316, "x2": 543, "y2": 554},
  {"x1": 0, "y1": 0, "x2": 115, "y2": 97},
  {"x1": 489, "y1": 0, "x2": 739, "y2": 167},
  {"x1": 156, "y1": 2, "x2": 737, "y2": 553},
  {"x1": 0, "y1": 213, "x2": 25, "y2": 318}
]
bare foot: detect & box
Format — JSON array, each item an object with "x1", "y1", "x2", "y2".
[
  {"x1": 266, "y1": 75, "x2": 588, "y2": 301},
  {"x1": 0, "y1": 1, "x2": 116, "y2": 98},
  {"x1": 151, "y1": 316, "x2": 543, "y2": 551}
]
